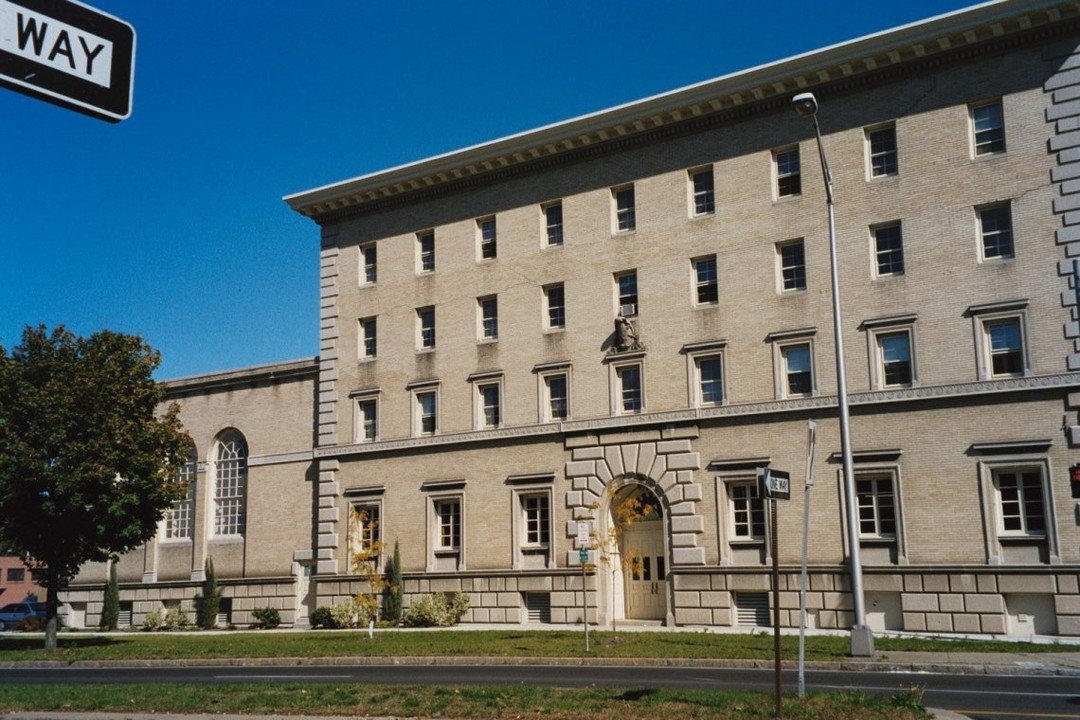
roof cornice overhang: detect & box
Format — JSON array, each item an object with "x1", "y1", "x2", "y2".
[
  {"x1": 284, "y1": 0, "x2": 1080, "y2": 226},
  {"x1": 163, "y1": 357, "x2": 319, "y2": 397}
]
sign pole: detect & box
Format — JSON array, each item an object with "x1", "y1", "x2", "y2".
[
  {"x1": 577, "y1": 522, "x2": 590, "y2": 654},
  {"x1": 798, "y1": 420, "x2": 817, "y2": 698},
  {"x1": 771, "y1": 495, "x2": 782, "y2": 719}
]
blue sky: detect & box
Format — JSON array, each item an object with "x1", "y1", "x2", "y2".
[{"x1": 0, "y1": 0, "x2": 978, "y2": 379}]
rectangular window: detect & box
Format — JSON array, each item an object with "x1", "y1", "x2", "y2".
[
  {"x1": 617, "y1": 363, "x2": 643, "y2": 413},
  {"x1": 544, "y1": 283, "x2": 565, "y2": 330},
  {"x1": 775, "y1": 147, "x2": 801, "y2": 198},
  {"x1": 479, "y1": 296, "x2": 498, "y2": 340},
  {"x1": 986, "y1": 318, "x2": 1024, "y2": 377},
  {"x1": 417, "y1": 307, "x2": 435, "y2": 350},
  {"x1": 873, "y1": 223, "x2": 904, "y2": 277},
  {"x1": 616, "y1": 270, "x2": 638, "y2": 317},
  {"x1": 415, "y1": 390, "x2": 437, "y2": 436},
  {"x1": 544, "y1": 202, "x2": 564, "y2": 247},
  {"x1": 730, "y1": 482, "x2": 765, "y2": 539},
  {"x1": 690, "y1": 167, "x2": 715, "y2": 215},
  {"x1": 979, "y1": 203, "x2": 1014, "y2": 260},
  {"x1": 778, "y1": 240, "x2": 806, "y2": 292},
  {"x1": 349, "y1": 502, "x2": 381, "y2": 568},
  {"x1": 418, "y1": 231, "x2": 435, "y2": 273},
  {"x1": 360, "y1": 243, "x2": 377, "y2": 285},
  {"x1": 356, "y1": 398, "x2": 377, "y2": 443},
  {"x1": 867, "y1": 125, "x2": 898, "y2": 178},
  {"x1": 614, "y1": 185, "x2": 636, "y2": 232},
  {"x1": 435, "y1": 498, "x2": 461, "y2": 550},
  {"x1": 995, "y1": 469, "x2": 1045, "y2": 535},
  {"x1": 781, "y1": 343, "x2": 813, "y2": 397},
  {"x1": 877, "y1": 330, "x2": 913, "y2": 387},
  {"x1": 521, "y1": 494, "x2": 551, "y2": 547},
  {"x1": 856, "y1": 476, "x2": 897, "y2": 538},
  {"x1": 696, "y1": 355, "x2": 724, "y2": 406},
  {"x1": 972, "y1": 100, "x2": 1005, "y2": 156},
  {"x1": 6, "y1": 568, "x2": 25, "y2": 582},
  {"x1": 478, "y1": 382, "x2": 501, "y2": 429},
  {"x1": 694, "y1": 256, "x2": 718, "y2": 305},
  {"x1": 359, "y1": 317, "x2": 377, "y2": 360},
  {"x1": 544, "y1": 372, "x2": 569, "y2": 421},
  {"x1": 478, "y1": 217, "x2": 497, "y2": 260}
]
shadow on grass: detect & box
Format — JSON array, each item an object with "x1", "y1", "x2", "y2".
[{"x1": 617, "y1": 689, "x2": 658, "y2": 702}]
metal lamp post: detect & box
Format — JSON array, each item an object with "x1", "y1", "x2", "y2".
[{"x1": 792, "y1": 91, "x2": 874, "y2": 657}]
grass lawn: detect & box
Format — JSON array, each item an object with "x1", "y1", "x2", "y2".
[
  {"x1": 0, "y1": 628, "x2": 1071, "y2": 662},
  {"x1": 0, "y1": 682, "x2": 932, "y2": 719}
]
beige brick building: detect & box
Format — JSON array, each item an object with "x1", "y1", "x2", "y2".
[{"x1": 65, "y1": 0, "x2": 1080, "y2": 637}]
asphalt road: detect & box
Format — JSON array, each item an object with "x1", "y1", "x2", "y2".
[{"x1": 2, "y1": 662, "x2": 1078, "y2": 718}]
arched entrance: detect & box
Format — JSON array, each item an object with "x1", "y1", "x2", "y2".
[{"x1": 611, "y1": 483, "x2": 667, "y2": 621}]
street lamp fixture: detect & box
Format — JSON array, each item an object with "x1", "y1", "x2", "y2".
[{"x1": 791, "y1": 91, "x2": 874, "y2": 657}]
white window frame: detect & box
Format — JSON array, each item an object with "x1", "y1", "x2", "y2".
[
  {"x1": 164, "y1": 446, "x2": 197, "y2": 541},
  {"x1": 969, "y1": 301, "x2": 1029, "y2": 380},
  {"x1": 861, "y1": 315, "x2": 917, "y2": 390},
  {"x1": 534, "y1": 362, "x2": 571, "y2": 423},
  {"x1": 614, "y1": 269, "x2": 638, "y2": 318},
  {"x1": 477, "y1": 216, "x2": 497, "y2": 260},
  {"x1": 351, "y1": 390, "x2": 379, "y2": 444},
  {"x1": 854, "y1": 473, "x2": 898, "y2": 540},
  {"x1": 689, "y1": 166, "x2": 715, "y2": 216},
  {"x1": 773, "y1": 146, "x2": 801, "y2": 198},
  {"x1": 358, "y1": 316, "x2": 377, "y2": 361},
  {"x1": 417, "y1": 230, "x2": 435, "y2": 274},
  {"x1": 843, "y1": 463, "x2": 908, "y2": 565},
  {"x1": 478, "y1": 295, "x2": 498, "y2": 341},
  {"x1": 714, "y1": 472, "x2": 769, "y2": 566},
  {"x1": 409, "y1": 382, "x2": 439, "y2": 437},
  {"x1": 425, "y1": 489, "x2": 465, "y2": 571},
  {"x1": 612, "y1": 184, "x2": 636, "y2": 233},
  {"x1": 865, "y1": 123, "x2": 898, "y2": 179},
  {"x1": 543, "y1": 201, "x2": 564, "y2": 247},
  {"x1": 347, "y1": 499, "x2": 383, "y2": 574},
  {"x1": 510, "y1": 482, "x2": 554, "y2": 570},
  {"x1": 978, "y1": 202, "x2": 1014, "y2": 261},
  {"x1": 359, "y1": 243, "x2": 377, "y2": 286},
  {"x1": 473, "y1": 376, "x2": 503, "y2": 430},
  {"x1": 416, "y1": 306, "x2": 435, "y2": 351},
  {"x1": 211, "y1": 430, "x2": 247, "y2": 538},
  {"x1": 776, "y1": 239, "x2": 806, "y2": 293},
  {"x1": 871, "y1": 222, "x2": 904, "y2": 278},
  {"x1": 977, "y1": 458, "x2": 1058, "y2": 565},
  {"x1": 768, "y1": 330, "x2": 816, "y2": 399},
  {"x1": 607, "y1": 355, "x2": 645, "y2": 415},
  {"x1": 693, "y1": 255, "x2": 719, "y2": 306},
  {"x1": 971, "y1": 99, "x2": 1006, "y2": 157},
  {"x1": 544, "y1": 283, "x2": 565, "y2": 331},
  {"x1": 683, "y1": 340, "x2": 727, "y2": 409}
]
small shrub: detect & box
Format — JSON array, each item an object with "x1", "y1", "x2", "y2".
[
  {"x1": 403, "y1": 592, "x2": 470, "y2": 627},
  {"x1": 142, "y1": 609, "x2": 165, "y2": 631},
  {"x1": 15, "y1": 616, "x2": 43, "y2": 632},
  {"x1": 194, "y1": 559, "x2": 222, "y2": 630},
  {"x1": 163, "y1": 607, "x2": 190, "y2": 630},
  {"x1": 382, "y1": 540, "x2": 403, "y2": 624},
  {"x1": 251, "y1": 606, "x2": 281, "y2": 630},
  {"x1": 309, "y1": 606, "x2": 338, "y2": 629},
  {"x1": 100, "y1": 561, "x2": 120, "y2": 631},
  {"x1": 330, "y1": 599, "x2": 361, "y2": 629}
]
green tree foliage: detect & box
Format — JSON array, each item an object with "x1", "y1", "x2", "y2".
[
  {"x1": 0, "y1": 325, "x2": 190, "y2": 649},
  {"x1": 195, "y1": 558, "x2": 222, "y2": 629},
  {"x1": 382, "y1": 540, "x2": 403, "y2": 624},
  {"x1": 100, "y1": 560, "x2": 120, "y2": 631}
]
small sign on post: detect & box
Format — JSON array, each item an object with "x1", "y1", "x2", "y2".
[
  {"x1": 758, "y1": 467, "x2": 791, "y2": 500},
  {"x1": 757, "y1": 467, "x2": 790, "y2": 717}
]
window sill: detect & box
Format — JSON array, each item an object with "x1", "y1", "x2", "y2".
[
  {"x1": 434, "y1": 548, "x2": 460, "y2": 556},
  {"x1": 477, "y1": 338, "x2": 499, "y2": 345},
  {"x1": 160, "y1": 537, "x2": 193, "y2": 545},
  {"x1": 729, "y1": 539, "x2": 765, "y2": 547},
  {"x1": 209, "y1": 536, "x2": 244, "y2": 545},
  {"x1": 692, "y1": 303, "x2": 719, "y2": 312}
]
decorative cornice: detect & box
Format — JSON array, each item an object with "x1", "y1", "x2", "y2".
[
  {"x1": 164, "y1": 357, "x2": 318, "y2": 396},
  {"x1": 315, "y1": 372, "x2": 1080, "y2": 460},
  {"x1": 285, "y1": 2, "x2": 1080, "y2": 226}
]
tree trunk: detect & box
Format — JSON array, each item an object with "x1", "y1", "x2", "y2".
[{"x1": 44, "y1": 565, "x2": 59, "y2": 650}]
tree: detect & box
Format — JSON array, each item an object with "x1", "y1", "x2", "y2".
[
  {"x1": 382, "y1": 539, "x2": 403, "y2": 624},
  {"x1": 0, "y1": 325, "x2": 190, "y2": 649},
  {"x1": 589, "y1": 484, "x2": 656, "y2": 634},
  {"x1": 100, "y1": 560, "x2": 120, "y2": 630},
  {"x1": 194, "y1": 558, "x2": 222, "y2": 629},
  {"x1": 348, "y1": 505, "x2": 386, "y2": 626}
]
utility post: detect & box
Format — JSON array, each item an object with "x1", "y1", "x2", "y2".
[{"x1": 759, "y1": 467, "x2": 791, "y2": 719}]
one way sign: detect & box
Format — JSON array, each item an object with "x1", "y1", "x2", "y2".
[{"x1": 0, "y1": 0, "x2": 134, "y2": 122}]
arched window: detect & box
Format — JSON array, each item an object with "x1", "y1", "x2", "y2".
[
  {"x1": 165, "y1": 444, "x2": 197, "y2": 540},
  {"x1": 213, "y1": 430, "x2": 247, "y2": 537}
]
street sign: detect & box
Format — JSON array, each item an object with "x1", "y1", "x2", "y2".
[
  {"x1": 758, "y1": 467, "x2": 791, "y2": 500},
  {"x1": 576, "y1": 521, "x2": 590, "y2": 547},
  {"x1": 578, "y1": 549, "x2": 589, "y2": 564},
  {"x1": 0, "y1": 0, "x2": 135, "y2": 122}
]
